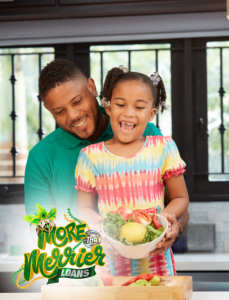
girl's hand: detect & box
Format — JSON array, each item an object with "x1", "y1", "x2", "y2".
[
  {"x1": 77, "y1": 190, "x2": 119, "y2": 255},
  {"x1": 149, "y1": 213, "x2": 180, "y2": 256},
  {"x1": 91, "y1": 215, "x2": 119, "y2": 256}
]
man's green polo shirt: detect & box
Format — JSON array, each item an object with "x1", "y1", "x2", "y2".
[{"x1": 24, "y1": 107, "x2": 162, "y2": 218}]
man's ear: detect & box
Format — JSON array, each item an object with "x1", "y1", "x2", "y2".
[
  {"x1": 104, "y1": 105, "x2": 111, "y2": 116},
  {"x1": 87, "y1": 78, "x2": 98, "y2": 96},
  {"x1": 43, "y1": 102, "x2": 48, "y2": 110},
  {"x1": 43, "y1": 102, "x2": 52, "y2": 114},
  {"x1": 148, "y1": 107, "x2": 157, "y2": 122}
]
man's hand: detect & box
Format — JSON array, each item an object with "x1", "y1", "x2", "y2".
[
  {"x1": 149, "y1": 213, "x2": 180, "y2": 256},
  {"x1": 92, "y1": 215, "x2": 119, "y2": 255}
]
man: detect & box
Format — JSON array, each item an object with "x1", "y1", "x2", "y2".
[{"x1": 25, "y1": 59, "x2": 188, "y2": 254}]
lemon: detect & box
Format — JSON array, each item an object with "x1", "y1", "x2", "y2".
[{"x1": 119, "y1": 222, "x2": 146, "y2": 243}]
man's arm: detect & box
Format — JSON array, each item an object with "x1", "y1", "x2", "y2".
[
  {"x1": 24, "y1": 152, "x2": 55, "y2": 246},
  {"x1": 24, "y1": 152, "x2": 55, "y2": 215}
]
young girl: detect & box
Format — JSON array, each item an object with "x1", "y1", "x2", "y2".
[{"x1": 74, "y1": 66, "x2": 189, "y2": 277}]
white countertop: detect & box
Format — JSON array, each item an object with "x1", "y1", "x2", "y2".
[
  {"x1": 174, "y1": 253, "x2": 229, "y2": 271},
  {"x1": 1, "y1": 292, "x2": 229, "y2": 300},
  {"x1": 1, "y1": 253, "x2": 229, "y2": 272},
  {"x1": 0, "y1": 255, "x2": 24, "y2": 272}
]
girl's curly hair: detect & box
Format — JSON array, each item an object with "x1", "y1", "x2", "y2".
[{"x1": 103, "y1": 67, "x2": 167, "y2": 112}]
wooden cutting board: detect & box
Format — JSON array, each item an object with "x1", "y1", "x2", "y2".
[{"x1": 41, "y1": 276, "x2": 193, "y2": 300}]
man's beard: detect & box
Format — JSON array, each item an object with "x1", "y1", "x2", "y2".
[{"x1": 62, "y1": 101, "x2": 101, "y2": 141}]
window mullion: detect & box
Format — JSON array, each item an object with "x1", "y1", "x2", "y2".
[
  {"x1": 218, "y1": 47, "x2": 226, "y2": 174},
  {"x1": 37, "y1": 53, "x2": 45, "y2": 141},
  {"x1": 9, "y1": 54, "x2": 18, "y2": 177}
]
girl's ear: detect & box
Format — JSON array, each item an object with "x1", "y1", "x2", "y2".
[{"x1": 148, "y1": 107, "x2": 157, "y2": 122}]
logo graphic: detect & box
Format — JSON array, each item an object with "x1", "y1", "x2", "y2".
[
  {"x1": 83, "y1": 230, "x2": 101, "y2": 248},
  {"x1": 12, "y1": 205, "x2": 106, "y2": 289}
]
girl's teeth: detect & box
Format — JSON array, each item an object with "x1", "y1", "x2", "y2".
[
  {"x1": 122, "y1": 128, "x2": 132, "y2": 133},
  {"x1": 120, "y1": 122, "x2": 135, "y2": 133},
  {"x1": 121, "y1": 122, "x2": 134, "y2": 125}
]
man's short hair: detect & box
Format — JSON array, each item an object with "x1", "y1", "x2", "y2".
[{"x1": 39, "y1": 59, "x2": 86, "y2": 100}]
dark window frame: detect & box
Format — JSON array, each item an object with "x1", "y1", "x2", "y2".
[
  {"x1": 191, "y1": 37, "x2": 229, "y2": 201},
  {"x1": 171, "y1": 37, "x2": 229, "y2": 203},
  {"x1": 1, "y1": 37, "x2": 229, "y2": 204}
]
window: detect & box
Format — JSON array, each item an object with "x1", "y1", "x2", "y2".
[
  {"x1": 0, "y1": 47, "x2": 55, "y2": 183},
  {"x1": 0, "y1": 42, "x2": 172, "y2": 186},
  {"x1": 207, "y1": 41, "x2": 229, "y2": 182},
  {"x1": 1, "y1": 38, "x2": 229, "y2": 203},
  {"x1": 187, "y1": 37, "x2": 229, "y2": 201}
]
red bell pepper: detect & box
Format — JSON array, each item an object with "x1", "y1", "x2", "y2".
[{"x1": 121, "y1": 274, "x2": 161, "y2": 286}]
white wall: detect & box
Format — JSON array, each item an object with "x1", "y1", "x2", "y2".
[{"x1": 188, "y1": 202, "x2": 229, "y2": 253}]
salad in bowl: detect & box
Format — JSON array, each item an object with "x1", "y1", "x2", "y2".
[{"x1": 101, "y1": 206, "x2": 168, "y2": 259}]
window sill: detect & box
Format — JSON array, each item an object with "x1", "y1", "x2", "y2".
[{"x1": 0, "y1": 177, "x2": 24, "y2": 184}]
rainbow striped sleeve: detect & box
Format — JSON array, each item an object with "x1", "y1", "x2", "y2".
[
  {"x1": 74, "y1": 149, "x2": 97, "y2": 195},
  {"x1": 161, "y1": 137, "x2": 186, "y2": 181}
]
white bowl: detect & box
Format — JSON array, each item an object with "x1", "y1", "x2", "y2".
[{"x1": 101, "y1": 214, "x2": 168, "y2": 259}]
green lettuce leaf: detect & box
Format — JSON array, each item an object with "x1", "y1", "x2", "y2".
[
  {"x1": 103, "y1": 212, "x2": 165, "y2": 246},
  {"x1": 103, "y1": 213, "x2": 126, "y2": 240}
]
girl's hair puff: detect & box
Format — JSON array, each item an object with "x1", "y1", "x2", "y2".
[{"x1": 102, "y1": 67, "x2": 167, "y2": 112}]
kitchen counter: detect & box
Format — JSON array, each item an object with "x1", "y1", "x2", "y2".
[
  {"x1": 0, "y1": 255, "x2": 23, "y2": 272},
  {"x1": 1, "y1": 253, "x2": 229, "y2": 272},
  {"x1": 1, "y1": 292, "x2": 229, "y2": 300},
  {"x1": 174, "y1": 253, "x2": 229, "y2": 271},
  {"x1": 1, "y1": 253, "x2": 229, "y2": 293}
]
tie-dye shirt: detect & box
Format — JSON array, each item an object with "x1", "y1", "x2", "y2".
[{"x1": 75, "y1": 136, "x2": 186, "y2": 277}]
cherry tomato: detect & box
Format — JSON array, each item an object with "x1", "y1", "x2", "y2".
[
  {"x1": 131, "y1": 210, "x2": 152, "y2": 226},
  {"x1": 152, "y1": 214, "x2": 162, "y2": 229}
]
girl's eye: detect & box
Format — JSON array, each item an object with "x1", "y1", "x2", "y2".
[
  {"x1": 116, "y1": 104, "x2": 124, "y2": 107},
  {"x1": 136, "y1": 107, "x2": 145, "y2": 109}
]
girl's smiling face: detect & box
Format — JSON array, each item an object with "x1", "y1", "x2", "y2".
[{"x1": 105, "y1": 80, "x2": 157, "y2": 144}]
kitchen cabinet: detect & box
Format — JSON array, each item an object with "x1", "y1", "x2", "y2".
[{"x1": 0, "y1": 0, "x2": 55, "y2": 6}]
